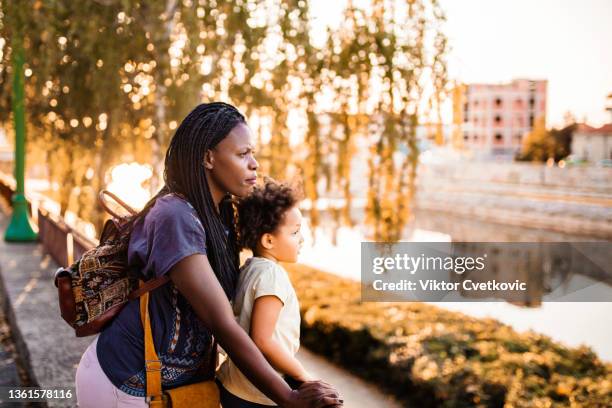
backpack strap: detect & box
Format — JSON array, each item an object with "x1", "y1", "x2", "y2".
[
  {"x1": 129, "y1": 276, "x2": 170, "y2": 300},
  {"x1": 99, "y1": 189, "x2": 138, "y2": 220},
  {"x1": 140, "y1": 281, "x2": 218, "y2": 407},
  {"x1": 140, "y1": 286, "x2": 165, "y2": 407}
]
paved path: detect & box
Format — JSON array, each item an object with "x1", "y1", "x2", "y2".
[
  {"x1": 297, "y1": 348, "x2": 402, "y2": 408},
  {"x1": 0, "y1": 204, "x2": 402, "y2": 407},
  {"x1": 0, "y1": 202, "x2": 91, "y2": 407},
  {"x1": 0, "y1": 294, "x2": 30, "y2": 408}
]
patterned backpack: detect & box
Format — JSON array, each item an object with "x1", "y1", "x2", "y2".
[{"x1": 54, "y1": 190, "x2": 169, "y2": 337}]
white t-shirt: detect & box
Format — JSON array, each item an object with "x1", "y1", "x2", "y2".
[{"x1": 217, "y1": 257, "x2": 301, "y2": 405}]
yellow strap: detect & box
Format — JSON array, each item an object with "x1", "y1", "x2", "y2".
[{"x1": 140, "y1": 283, "x2": 164, "y2": 406}]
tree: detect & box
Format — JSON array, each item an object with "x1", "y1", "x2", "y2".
[
  {"x1": 517, "y1": 117, "x2": 552, "y2": 162},
  {"x1": 516, "y1": 117, "x2": 574, "y2": 162},
  {"x1": 0, "y1": 0, "x2": 141, "y2": 231},
  {"x1": 0, "y1": 0, "x2": 448, "y2": 244},
  {"x1": 361, "y1": 0, "x2": 448, "y2": 242},
  {"x1": 550, "y1": 124, "x2": 575, "y2": 161}
]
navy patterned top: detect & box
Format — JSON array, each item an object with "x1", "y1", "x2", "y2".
[{"x1": 96, "y1": 193, "x2": 214, "y2": 397}]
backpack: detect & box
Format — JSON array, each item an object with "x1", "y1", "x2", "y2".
[{"x1": 54, "y1": 190, "x2": 169, "y2": 337}]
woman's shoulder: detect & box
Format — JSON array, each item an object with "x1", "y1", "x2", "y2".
[
  {"x1": 130, "y1": 193, "x2": 205, "y2": 245},
  {"x1": 151, "y1": 193, "x2": 195, "y2": 215},
  {"x1": 128, "y1": 193, "x2": 207, "y2": 274},
  {"x1": 146, "y1": 193, "x2": 200, "y2": 224}
]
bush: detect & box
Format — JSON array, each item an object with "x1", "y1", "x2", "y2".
[{"x1": 285, "y1": 263, "x2": 612, "y2": 407}]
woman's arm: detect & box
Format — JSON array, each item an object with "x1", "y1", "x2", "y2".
[
  {"x1": 168, "y1": 253, "x2": 341, "y2": 408},
  {"x1": 251, "y1": 295, "x2": 313, "y2": 381}
]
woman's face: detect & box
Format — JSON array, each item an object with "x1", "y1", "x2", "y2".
[{"x1": 205, "y1": 123, "x2": 259, "y2": 201}]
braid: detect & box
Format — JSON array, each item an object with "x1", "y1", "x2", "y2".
[{"x1": 127, "y1": 102, "x2": 245, "y2": 300}]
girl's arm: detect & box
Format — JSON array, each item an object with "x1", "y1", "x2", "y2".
[
  {"x1": 250, "y1": 295, "x2": 313, "y2": 381},
  {"x1": 169, "y1": 253, "x2": 341, "y2": 408}
]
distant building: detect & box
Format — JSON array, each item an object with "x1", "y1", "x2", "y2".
[
  {"x1": 453, "y1": 79, "x2": 547, "y2": 158},
  {"x1": 571, "y1": 123, "x2": 612, "y2": 162}
]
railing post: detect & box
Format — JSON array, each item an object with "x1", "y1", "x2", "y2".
[
  {"x1": 4, "y1": 16, "x2": 37, "y2": 242},
  {"x1": 66, "y1": 232, "x2": 74, "y2": 266}
]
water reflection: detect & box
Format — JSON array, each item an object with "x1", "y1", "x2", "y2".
[
  {"x1": 305, "y1": 208, "x2": 612, "y2": 360},
  {"x1": 413, "y1": 209, "x2": 606, "y2": 242},
  {"x1": 410, "y1": 210, "x2": 612, "y2": 361}
]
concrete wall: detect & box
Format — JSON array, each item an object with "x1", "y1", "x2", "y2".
[
  {"x1": 414, "y1": 161, "x2": 612, "y2": 239},
  {"x1": 417, "y1": 161, "x2": 611, "y2": 192}
]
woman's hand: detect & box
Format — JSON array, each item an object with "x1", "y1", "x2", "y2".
[{"x1": 283, "y1": 381, "x2": 343, "y2": 408}]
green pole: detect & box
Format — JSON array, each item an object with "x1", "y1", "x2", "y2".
[{"x1": 4, "y1": 28, "x2": 38, "y2": 242}]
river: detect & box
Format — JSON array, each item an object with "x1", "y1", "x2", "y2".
[{"x1": 298, "y1": 208, "x2": 612, "y2": 362}]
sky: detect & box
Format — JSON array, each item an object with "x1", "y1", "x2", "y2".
[{"x1": 309, "y1": 0, "x2": 612, "y2": 128}]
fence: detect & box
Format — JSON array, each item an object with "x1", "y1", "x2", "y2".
[{"x1": 0, "y1": 175, "x2": 96, "y2": 267}]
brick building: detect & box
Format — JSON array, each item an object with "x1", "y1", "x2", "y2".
[{"x1": 453, "y1": 79, "x2": 547, "y2": 157}]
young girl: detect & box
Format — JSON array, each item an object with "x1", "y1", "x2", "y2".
[{"x1": 217, "y1": 180, "x2": 313, "y2": 407}]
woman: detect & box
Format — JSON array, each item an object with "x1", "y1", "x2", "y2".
[{"x1": 75, "y1": 102, "x2": 342, "y2": 408}]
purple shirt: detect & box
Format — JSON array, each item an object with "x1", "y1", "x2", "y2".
[{"x1": 96, "y1": 194, "x2": 214, "y2": 397}]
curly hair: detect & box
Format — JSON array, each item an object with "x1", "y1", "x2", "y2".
[{"x1": 236, "y1": 180, "x2": 299, "y2": 252}]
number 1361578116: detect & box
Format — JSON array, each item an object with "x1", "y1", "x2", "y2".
[{"x1": 2, "y1": 387, "x2": 74, "y2": 402}]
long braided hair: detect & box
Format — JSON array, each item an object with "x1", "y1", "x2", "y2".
[{"x1": 126, "y1": 102, "x2": 244, "y2": 300}]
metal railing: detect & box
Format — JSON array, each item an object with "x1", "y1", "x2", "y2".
[
  {"x1": 37, "y1": 207, "x2": 96, "y2": 266},
  {"x1": 0, "y1": 175, "x2": 96, "y2": 267}
]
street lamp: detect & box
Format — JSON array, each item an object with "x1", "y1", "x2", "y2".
[{"x1": 4, "y1": 25, "x2": 37, "y2": 242}]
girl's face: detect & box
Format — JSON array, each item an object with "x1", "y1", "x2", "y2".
[
  {"x1": 205, "y1": 123, "x2": 259, "y2": 201},
  {"x1": 266, "y1": 206, "x2": 304, "y2": 263}
]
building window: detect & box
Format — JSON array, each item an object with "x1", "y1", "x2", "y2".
[
  {"x1": 464, "y1": 115, "x2": 469, "y2": 123},
  {"x1": 529, "y1": 114, "x2": 534, "y2": 127},
  {"x1": 529, "y1": 97, "x2": 535, "y2": 108},
  {"x1": 495, "y1": 97, "x2": 502, "y2": 107},
  {"x1": 464, "y1": 133, "x2": 469, "y2": 140},
  {"x1": 494, "y1": 115, "x2": 502, "y2": 124},
  {"x1": 474, "y1": 100, "x2": 479, "y2": 107},
  {"x1": 495, "y1": 133, "x2": 503, "y2": 141},
  {"x1": 516, "y1": 133, "x2": 522, "y2": 141}
]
